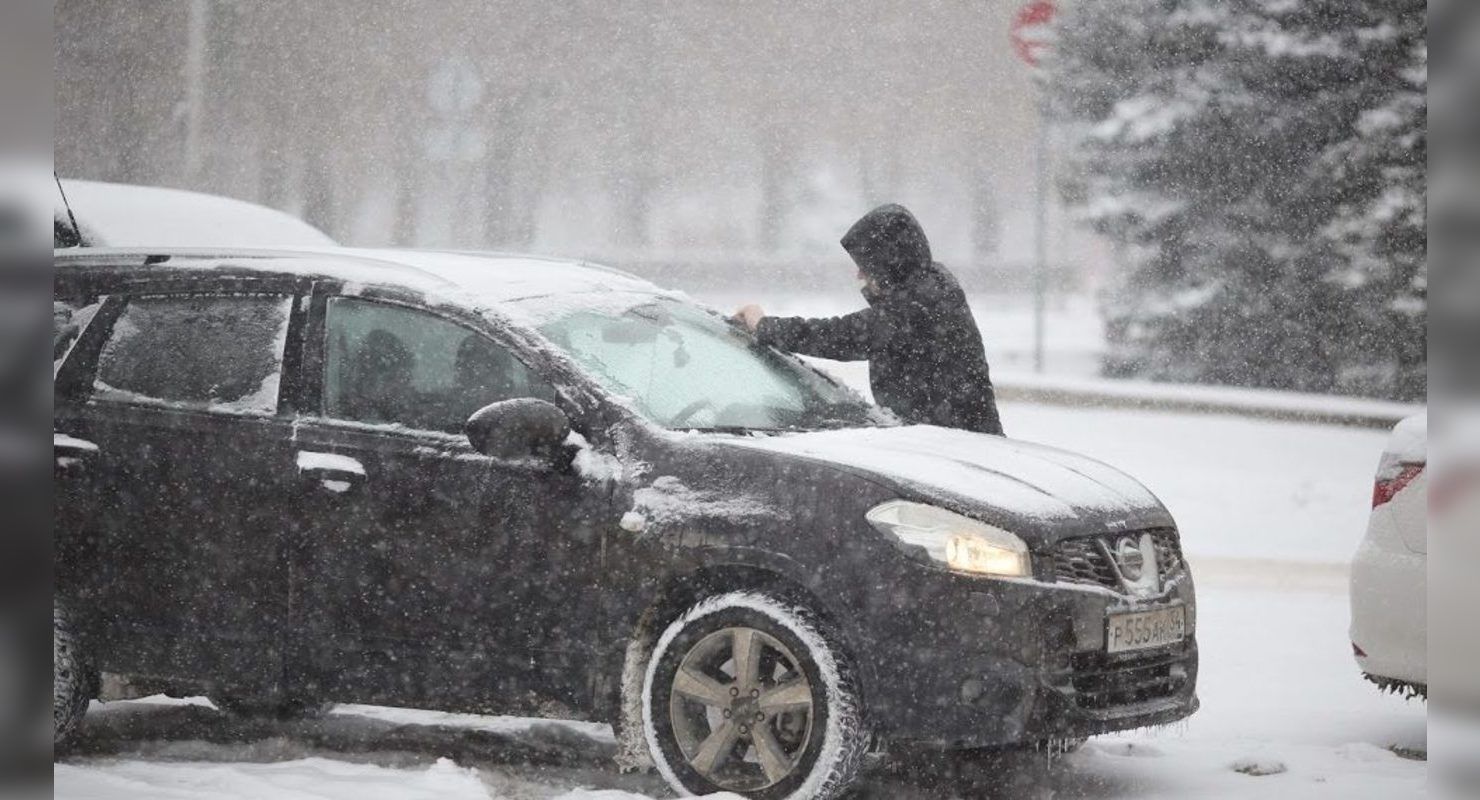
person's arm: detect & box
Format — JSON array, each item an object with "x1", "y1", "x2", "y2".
[{"x1": 755, "y1": 309, "x2": 874, "y2": 361}]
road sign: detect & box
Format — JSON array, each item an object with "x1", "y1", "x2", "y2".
[
  {"x1": 1010, "y1": 0, "x2": 1056, "y2": 68},
  {"x1": 427, "y1": 56, "x2": 484, "y2": 117}
]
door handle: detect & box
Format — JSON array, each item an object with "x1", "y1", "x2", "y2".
[
  {"x1": 55, "y1": 432, "x2": 98, "y2": 472},
  {"x1": 297, "y1": 450, "x2": 365, "y2": 494}
]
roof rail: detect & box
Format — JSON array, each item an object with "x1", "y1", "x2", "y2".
[{"x1": 52, "y1": 246, "x2": 463, "y2": 293}]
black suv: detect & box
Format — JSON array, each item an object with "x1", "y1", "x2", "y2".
[{"x1": 53, "y1": 248, "x2": 1198, "y2": 800}]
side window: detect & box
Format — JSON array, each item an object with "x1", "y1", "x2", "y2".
[
  {"x1": 54, "y1": 297, "x2": 104, "y2": 367},
  {"x1": 322, "y1": 297, "x2": 556, "y2": 434},
  {"x1": 93, "y1": 294, "x2": 293, "y2": 415}
]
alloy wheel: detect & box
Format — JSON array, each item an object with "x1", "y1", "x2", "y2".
[{"x1": 667, "y1": 625, "x2": 816, "y2": 792}]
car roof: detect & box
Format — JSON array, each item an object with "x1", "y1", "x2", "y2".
[
  {"x1": 1386, "y1": 412, "x2": 1427, "y2": 464},
  {"x1": 53, "y1": 246, "x2": 668, "y2": 308},
  {"x1": 56, "y1": 180, "x2": 337, "y2": 249}
]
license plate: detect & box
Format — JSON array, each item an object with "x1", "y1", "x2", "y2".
[{"x1": 1106, "y1": 605, "x2": 1186, "y2": 654}]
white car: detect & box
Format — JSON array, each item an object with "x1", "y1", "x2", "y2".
[
  {"x1": 55, "y1": 179, "x2": 335, "y2": 249},
  {"x1": 1349, "y1": 412, "x2": 1427, "y2": 697}
]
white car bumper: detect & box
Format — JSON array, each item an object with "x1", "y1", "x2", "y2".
[{"x1": 1349, "y1": 512, "x2": 1427, "y2": 689}]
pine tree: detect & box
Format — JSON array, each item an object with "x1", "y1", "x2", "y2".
[
  {"x1": 1049, "y1": 0, "x2": 1426, "y2": 399},
  {"x1": 1306, "y1": 2, "x2": 1427, "y2": 399}
]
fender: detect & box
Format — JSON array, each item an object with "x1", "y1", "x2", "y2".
[{"x1": 601, "y1": 540, "x2": 877, "y2": 730}]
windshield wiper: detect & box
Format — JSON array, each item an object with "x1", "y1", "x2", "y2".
[{"x1": 680, "y1": 425, "x2": 789, "y2": 435}]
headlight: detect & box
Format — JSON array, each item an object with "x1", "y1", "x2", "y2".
[{"x1": 866, "y1": 500, "x2": 1031, "y2": 578}]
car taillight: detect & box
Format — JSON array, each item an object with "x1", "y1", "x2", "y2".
[{"x1": 1372, "y1": 463, "x2": 1423, "y2": 508}]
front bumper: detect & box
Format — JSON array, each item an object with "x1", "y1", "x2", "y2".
[{"x1": 855, "y1": 560, "x2": 1199, "y2": 749}]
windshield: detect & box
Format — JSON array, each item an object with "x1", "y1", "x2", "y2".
[{"x1": 535, "y1": 299, "x2": 889, "y2": 431}]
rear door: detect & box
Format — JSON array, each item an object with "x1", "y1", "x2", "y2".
[
  {"x1": 54, "y1": 285, "x2": 113, "y2": 578},
  {"x1": 287, "y1": 291, "x2": 610, "y2": 712},
  {"x1": 54, "y1": 274, "x2": 308, "y2": 694}
]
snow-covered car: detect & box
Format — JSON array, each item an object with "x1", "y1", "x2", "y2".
[
  {"x1": 54, "y1": 179, "x2": 335, "y2": 248},
  {"x1": 1350, "y1": 412, "x2": 1427, "y2": 697},
  {"x1": 53, "y1": 247, "x2": 1198, "y2": 800}
]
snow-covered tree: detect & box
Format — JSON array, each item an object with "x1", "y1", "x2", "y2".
[{"x1": 1049, "y1": 0, "x2": 1426, "y2": 399}]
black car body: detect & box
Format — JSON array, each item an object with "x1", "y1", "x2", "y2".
[{"x1": 54, "y1": 247, "x2": 1197, "y2": 797}]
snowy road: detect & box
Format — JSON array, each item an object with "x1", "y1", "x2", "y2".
[{"x1": 54, "y1": 403, "x2": 1426, "y2": 799}]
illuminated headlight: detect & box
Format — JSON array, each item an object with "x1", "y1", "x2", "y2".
[{"x1": 866, "y1": 500, "x2": 1031, "y2": 578}]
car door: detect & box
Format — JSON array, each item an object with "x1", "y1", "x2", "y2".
[
  {"x1": 53, "y1": 275, "x2": 308, "y2": 694},
  {"x1": 286, "y1": 290, "x2": 611, "y2": 713},
  {"x1": 55, "y1": 286, "x2": 113, "y2": 588}
]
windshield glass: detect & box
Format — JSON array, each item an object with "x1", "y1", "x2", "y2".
[{"x1": 535, "y1": 299, "x2": 889, "y2": 431}]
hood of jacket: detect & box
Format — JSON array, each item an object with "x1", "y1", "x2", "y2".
[{"x1": 840, "y1": 204, "x2": 933, "y2": 289}]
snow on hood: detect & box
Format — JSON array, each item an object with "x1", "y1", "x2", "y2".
[{"x1": 721, "y1": 425, "x2": 1167, "y2": 528}]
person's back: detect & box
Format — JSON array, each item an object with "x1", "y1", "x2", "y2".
[{"x1": 740, "y1": 204, "x2": 1004, "y2": 435}]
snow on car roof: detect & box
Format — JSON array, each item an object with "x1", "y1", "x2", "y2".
[
  {"x1": 341, "y1": 248, "x2": 664, "y2": 305},
  {"x1": 57, "y1": 246, "x2": 670, "y2": 310},
  {"x1": 1386, "y1": 412, "x2": 1427, "y2": 464},
  {"x1": 57, "y1": 180, "x2": 336, "y2": 248}
]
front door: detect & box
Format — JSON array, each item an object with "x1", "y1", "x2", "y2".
[{"x1": 287, "y1": 294, "x2": 609, "y2": 713}]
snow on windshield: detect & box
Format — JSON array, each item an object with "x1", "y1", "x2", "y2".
[{"x1": 532, "y1": 298, "x2": 885, "y2": 431}]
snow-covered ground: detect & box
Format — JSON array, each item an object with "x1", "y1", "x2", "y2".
[
  {"x1": 1004, "y1": 402, "x2": 1389, "y2": 566},
  {"x1": 54, "y1": 402, "x2": 1426, "y2": 799}
]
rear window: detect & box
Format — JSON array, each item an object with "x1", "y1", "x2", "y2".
[
  {"x1": 93, "y1": 294, "x2": 293, "y2": 415},
  {"x1": 54, "y1": 298, "x2": 103, "y2": 367}
]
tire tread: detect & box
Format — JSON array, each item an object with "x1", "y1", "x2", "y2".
[{"x1": 53, "y1": 605, "x2": 92, "y2": 747}]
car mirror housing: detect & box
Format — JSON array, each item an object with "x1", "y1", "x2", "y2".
[{"x1": 465, "y1": 398, "x2": 571, "y2": 463}]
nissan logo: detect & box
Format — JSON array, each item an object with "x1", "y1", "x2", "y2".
[{"x1": 1114, "y1": 536, "x2": 1146, "y2": 581}]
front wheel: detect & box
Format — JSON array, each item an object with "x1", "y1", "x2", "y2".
[{"x1": 642, "y1": 591, "x2": 867, "y2": 800}]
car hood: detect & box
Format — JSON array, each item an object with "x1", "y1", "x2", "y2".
[{"x1": 717, "y1": 425, "x2": 1173, "y2": 541}]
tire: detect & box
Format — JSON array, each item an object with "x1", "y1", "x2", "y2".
[
  {"x1": 643, "y1": 591, "x2": 867, "y2": 800},
  {"x1": 212, "y1": 695, "x2": 334, "y2": 721},
  {"x1": 53, "y1": 605, "x2": 93, "y2": 747}
]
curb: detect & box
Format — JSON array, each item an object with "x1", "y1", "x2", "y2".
[{"x1": 995, "y1": 382, "x2": 1421, "y2": 430}]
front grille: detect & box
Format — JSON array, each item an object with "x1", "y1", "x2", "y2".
[
  {"x1": 1148, "y1": 530, "x2": 1184, "y2": 585},
  {"x1": 1069, "y1": 647, "x2": 1191, "y2": 710},
  {"x1": 1055, "y1": 537, "x2": 1118, "y2": 589},
  {"x1": 1052, "y1": 528, "x2": 1185, "y2": 592}
]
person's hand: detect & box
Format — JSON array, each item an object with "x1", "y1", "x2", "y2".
[{"x1": 733, "y1": 304, "x2": 766, "y2": 332}]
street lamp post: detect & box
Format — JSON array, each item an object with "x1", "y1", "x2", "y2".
[
  {"x1": 182, "y1": 0, "x2": 209, "y2": 185},
  {"x1": 1032, "y1": 93, "x2": 1049, "y2": 374}
]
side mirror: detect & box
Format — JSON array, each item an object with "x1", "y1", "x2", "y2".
[{"x1": 465, "y1": 398, "x2": 571, "y2": 463}]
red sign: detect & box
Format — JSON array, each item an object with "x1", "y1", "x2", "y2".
[{"x1": 1010, "y1": 0, "x2": 1056, "y2": 68}]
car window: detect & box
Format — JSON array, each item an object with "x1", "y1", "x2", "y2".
[
  {"x1": 93, "y1": 294, "x2": 292, "y2": 415},
  {"x1": 322, "y1": 297, "x2": 557, "y2": 434},
  {"x1": 54, "y1": 297, "x2": 104, "y2": 368},
  {"x1": 537, "y1": 300, "x2": 885, "y2": 430}
]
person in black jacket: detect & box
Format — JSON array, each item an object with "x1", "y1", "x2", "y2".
[{"x1": 734, "y1": 204, "x2": 1004, "y2": 435}]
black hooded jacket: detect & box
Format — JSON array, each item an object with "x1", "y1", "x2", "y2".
[{"x1": 756, "y1": 204, "x2": 1004, "y2": 435}]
